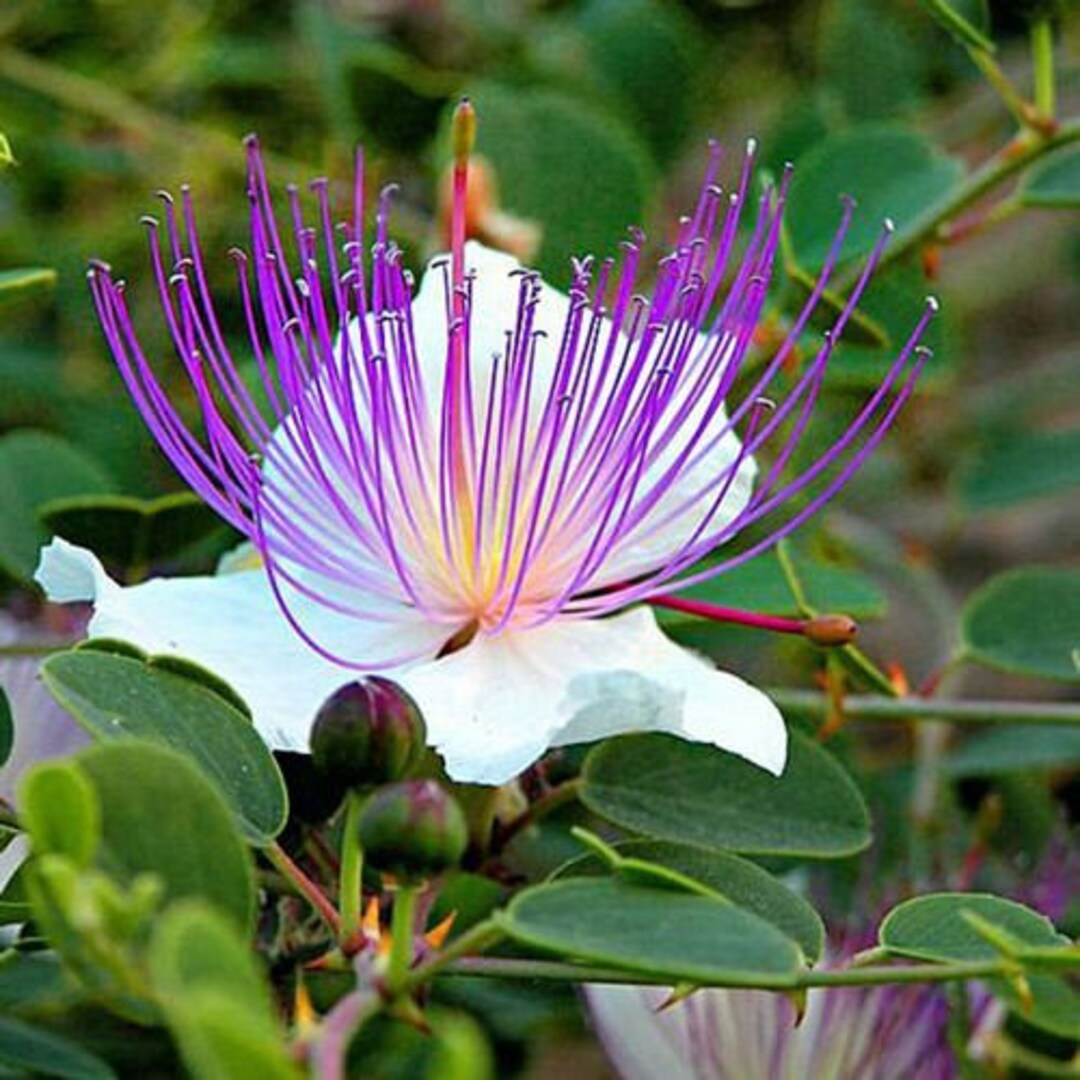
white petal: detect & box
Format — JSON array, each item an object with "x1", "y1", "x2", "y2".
[
  {"x1": 34, "y1": 539, "x2": 448, "y2": 753},
  {"x1": 397, "y1": 606, "x2": 785, "y2": 785},
  {"x1": 546, "y1": 607, "x2": 785, "y2": 773},
  {"x1": 584, "y1": 984, "x2": 697, "y2": 1080}
]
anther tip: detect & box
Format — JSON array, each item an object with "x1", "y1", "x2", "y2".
[
  {"x1": 242, "y1": 133, "x2": 260, "y2": 149},
  {"x1": 746, "y1": 136, "x2": 758, "y2": 156},
  {"x1": 926, "y1": 295, "x2": 940, "y2": 312},
  {"x1": 883, "y1": 217, "x2": 896, "y2": 233}
]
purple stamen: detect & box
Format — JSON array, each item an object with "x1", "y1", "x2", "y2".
[{"x1": 88, "y1": 137, "x2": 937, "y2": 664}]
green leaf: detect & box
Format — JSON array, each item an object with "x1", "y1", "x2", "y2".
[
  {"x1": 581, "y1": 731, "x2": 871, "y2": 857},
  {"x1": 819, "y1": 0, "x2": 924, "y2": 122},
  {"x1": 0, "y1": 954, "x2": 77, "y2": 1012},
  {"x1": 918, "y1": 0, "x2": 995, "y2": 52},
  {"x1": 19, "y1": 762, "x2": 101, "y2": 867},
  {"x1": 881, "y1": 893, "x2": 1068, "y2": 962},
  {"x1": 149, "y1": 901, "x2": 297, "y2": 1080},
  {"x1": 448, "y1": 83, "x2": 653, "y2": 286},
  {"x1": 42, "y1": 648, "x2": 287, "y2": 845},
  {"x1": 787, "y1": 127, "x2": 963, "y2": 269},
  {"x1": 1020, "y1": 150, "x2": 1080, "y2": 209},
  {"x1": 0, "y1": 686, "x2": 11, "y2": 768},
  {"x1": 0, "y1": 268, "x2": 57, "y2": 304},
  {"x1": 39, "y1": 492, "x2": 226, "y2": 575},
  {"x1": 74, "y1": 742, "x2": 256, "y2": 930},
  {"x1": 501, "y1": 878, "x2": 802, "y2": 985},
  {"x1": 557, "y1": 839, "x2": 825, "y2": 962},
  {"x1": 944, "y1": 725, "x2": 1080, "y2": 776},
  {"x1": 0, "y1": 1015, "x2": 116, "y2": 1080},
  {"x1": 956, "y1": 429, "x2": 1080, "y2": 511},
  {"x1": 0, "y1": 430, "x2": 114, "y2": 583},
  {"x1": 880, "y1": 893, "x2": 1079, "y2": 1039},
  {"x1": 655, "y1": 548, "x2": 886, "y2": 630},
  {"x1": 574, "y1": 0, "x2": 700, "y2": 160},
  {"x1": 961, "y1": 568, "x2": 1080, "y2": 684}
]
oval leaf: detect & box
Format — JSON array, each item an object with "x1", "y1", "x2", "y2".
[
  {"x1": 0, "y1": 430, "x2": 114, "y2": 583},
  {"x1": 149, "y1": 901, "x2": 297, "y2": 1080},
  {"x1": 787, "y1": 127, "x2": 963, "y2": 269},
  {"x1": 75, "y1": 742, "x2": 255, "y2": 930},
  {"x1": 961, "y1": 568, "x2": 1080, "y2": 684},
  {"x1": 1021, "y1": 150, "x2": 1080, "y2": 210},
  {"x1": 0, "y1": 1015, "x2": 116, "y2": 1080},
  {"x1": 880, "y1": 892, "x2": 1079, "y2": 1039},
  {"x1": 582, "y1": 730, "x2": 871, "y2": 857},
  {"x1": 18, "y1": 762, "x2": 101, "y2": 867},
  {"x1": 557, "y1": 839, "x2": 824, "y2": 962},
  {"x1": 502, "y1": 878, "x2": 802, "y2": 986},
  {"x1": 42, "y1": 648, "x2": 287, "y2": 844},
  {"x1": 39, "y1": 492, "x2": 226, "y2": 575}
]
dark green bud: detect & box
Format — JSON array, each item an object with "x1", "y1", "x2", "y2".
[
  {"x1": 309, "y1": 677, "x2": 426, "y2": 790},
  {"x1": 359, "y1": 780, "x2": 467, "y2": 882}
]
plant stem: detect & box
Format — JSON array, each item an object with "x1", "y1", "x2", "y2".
[
  {"x1": 397, "y1": 919, "x2": 506, "y2": 995},
  {"x1": 441, "y1": 955, "x2": 1046, "y2": 990},
  {"x1": 386, "y1": 885, "x2": 419, "y2": 994},
  {"x1": 266, "y1": 842, "x2": 340, "y2": 937},
  {"x1": 839, "y1": 118, "x2": 1079, "y2": 285},
  {"x1": 768, "y1": 688, "x2": 1080, "y2": 727},
  {"x1": 1030, "y1": 19, "x2": 1056, "y2": 120},
  {"x1": 338, "y1": 792, "x2": 365, "y2": 947}
]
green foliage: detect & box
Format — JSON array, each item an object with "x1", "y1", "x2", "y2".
[
  {"x1": 52, "y1": 743, "x2": 254, "y2": 930},
  {"x1": 0, "y1": 430, "x2": 114, "y2": 583},
  {"x1": 148, "y1": 902, "x2": 298, "y2": 1080},
  {"x1": 0, "y1": 1015, "x2": 116, "y2": 1080},
  {"x1": 42, "y1": 647, "x2": 288, "y2": 845},
  {"x1": 944, "y1": 724, "x2": 1080, "y2": 775},
  {"x1": 19, "y1": 761, "x2": 101, "y2": 867},
  {"x1": 961, "y1": 568, "x2": 1080, "y2": 683},
  {"x1": 557, "y1": 839, "x2": 824, "y2": 962},
  {"x1": 786, "y1": 127, "x2": 963, "y2": 268},
  {"x1": 657, "y1": 547, "x2": 885, "y2": 628},
  {"x1": 501, "y1": 878, "x2": 803, "y2": 986},
  {"x1": 956, "y1": 429, "x2": 1080, "y2": 511},
  {"x1": 448, "y1": 83, "x2": 654, "y2": 284},
  {"x1": 1021, "y1": 150, "x2": 1080, "y2": 209},
  {"x1": 39, "y1": 493, "x2": 227, "y2": 577},
  {"x1": 581, "y1": 731, "x2": 871, "y2": 857},
  {"x1": 881, "y1": 894, "x2": 1080, "y2": 1038}
]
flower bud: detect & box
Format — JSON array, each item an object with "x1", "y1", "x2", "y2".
[
  {"x1": 309, "y1": 677, "x2": 426, "y2": 790},
  {"x1": 359, "y1": 780, "x2": 467, "y2": 882}
]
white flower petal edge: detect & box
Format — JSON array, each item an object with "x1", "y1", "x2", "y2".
[
  {"x1": 397, "y1": 606, "x2": 786, "y2": 786},
  {"x1": 35, "y1": 540, "x2": 785, "y2": 786},
  {"x1": 33, "y1": 538, "x2": 447, "y2": 753},
  {"x1": 585, "y1": 984, "x2": 697, "y2": 1080}
]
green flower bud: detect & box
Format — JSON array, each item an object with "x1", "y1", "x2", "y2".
[
  {"x1": 309, "y1": 677, "x2": 427, "y2": 790},
  {"x1": 359, "y1": 780, "x2": 467, "y2": 882}
]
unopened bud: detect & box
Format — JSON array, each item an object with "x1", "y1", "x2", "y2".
[
  {"x1": 310, "y1": 677, "x2": 426, "y2": 790},
  {"x1": 359, "y1": 780, "x2": 467, "y2": 882},
  {"x1": 803, "y1": 614, "x2": 858, "y2": 647}
]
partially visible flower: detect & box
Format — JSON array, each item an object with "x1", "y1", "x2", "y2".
[
  {"x1": 37, "y1": 107, "x2": 935, "y2": 785},
  {"x1": 587, "y1": 964, "x2": 956, "y2": 1080}
]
